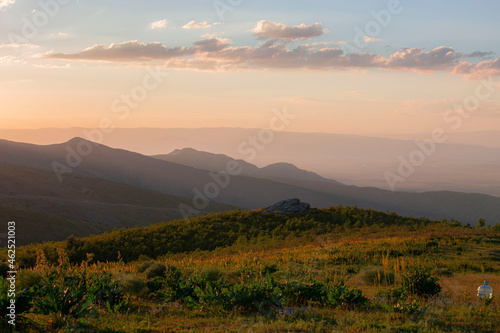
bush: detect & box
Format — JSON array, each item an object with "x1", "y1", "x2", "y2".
[
  {"x1": 0, "y1": 262, "x2": 9, "y2": 278},
  {"x1": 118, "y1": 274, "x2": 147, "y2": 296},
  {"x1": 0, "y1": 276, "x2": 32, "y2": 325},
  {"x1": 31, "y1": 268, "x2": 94, "y2": 328},
  {"x1": 18, "y1": 270, "x2": 42, "y2": 290},
  {"x1": 426, "y1": 241, "x2": 439, "y2": 248},
  {"x1": 326, "y1": 280, "x2": 368, "y2": 308},
  {"x1": 89, "y1": 274, "x2": 128, "y2": 313},
  {"x1": 359, "y1": 266, "x2": 395, "y2": 285},
  {"x1": 375, "y1": 287, "x2": 406, "y2": 304},
  {"x1": 401, "y1": 269, "x2": 441, "y2": 297},
  {"x1": 136, "y1": 259, "x2": 156, "y2": 273},
  {"x1": 201, "y1": 267, "x2": 222, "y2": 282},
  {"x1": 144, "y1": 263, "x2": 167, "y2": 279},
  {"x1": 282, "y1": 280, "x2": 326, "y2": 306}
]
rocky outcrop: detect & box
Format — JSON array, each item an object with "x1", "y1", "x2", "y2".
[{"x1": 263, "y1": 198, "x2": 310, "y2": 215}]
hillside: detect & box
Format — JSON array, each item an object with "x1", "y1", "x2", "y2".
[
  {"x1": 3, "y1": 206, "x2": 499, "y2": 332},
  {"x1": 0, "y1": 138, "x2": 500, "y2": 225},
  {"x1": 10, "y1": 204, "x2": 492, "y2": 266},
  {"x1": 154, "y1": 147, "x2": 339, "y2": 183},
  {"x1": 0, "y1": 162, "x2": 235, "y2": 245}
]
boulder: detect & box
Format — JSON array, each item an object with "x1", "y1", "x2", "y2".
[{"x1": 263, "y1": 198, "x2": 310, "y2": 215}]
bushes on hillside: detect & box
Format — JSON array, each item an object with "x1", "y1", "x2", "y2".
[
  {"x1": 359, "y1": 266, "x2": 395, "y2": 286},
  {"x1": 11, "y1": 206, "x2": 460, "y2": 267}
]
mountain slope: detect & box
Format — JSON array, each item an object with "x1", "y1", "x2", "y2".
[
  {"x1": 0, "y1": 138, "x2": 499, "y2": 225},
  {"x1": 153, "y1": 148, "x2": 339, "y2": 183},
  {"x1": 2, "y1": 128, "x2": 500, "y2": 196},
  {"x1": 0, "y1": 162, "x2": 235, "y2": 244}
]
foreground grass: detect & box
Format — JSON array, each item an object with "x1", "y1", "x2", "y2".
[{"x1": 2, "y1": 207, "x2": 499, "y2": 332}]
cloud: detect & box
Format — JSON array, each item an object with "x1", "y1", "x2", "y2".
[
  {"x1": 363, "y1": 36, "x2": 382, "y2": 43},
  {"x1": 383, "y1": 46, "x2": 459, "y2": 72},
  {"x1": 43, "y1": 40, "x2": 196, "y2": 61},
  {"x1": 450, "y1": 58, "x2": 500, "y2": 80},
  {"x1": 35, "y1": 63, "x2": 70, "y2": 69},
  {"x1": 182, "y1": 21, "x2": 218, "y2": 29},
  {"x1": 149, "y1": 19, "x2": 167, "y2": 30},
  {"x1": 252, "y1": 20, "x2": 327, "y2": 40},
  {"x1": 463, "y1": 51, "x2": 494, "y2": 59},
  {"x1": 0, "y1": 55, "x2": 26, "y2": 65},
  {"x1": 42, "y1": 33, "x2": 500, "y2": 80},
  {"x1": 0, "y1": 0, "x2": 15, "y2": 11},
  {"x1": 0, "y1": 43, "x2": 39, "y2": 49}
]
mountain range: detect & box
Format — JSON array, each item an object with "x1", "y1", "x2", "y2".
[
  {"x1": 0, "y1": 128, "x2": 499, "y2": 196},
  {"x1": 0, "y1": 137, "x2": 499, "y2": 246}
]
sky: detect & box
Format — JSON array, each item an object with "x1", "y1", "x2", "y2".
[{"x1": 1, "y1": 0, "x2": 500, "y2": 136}]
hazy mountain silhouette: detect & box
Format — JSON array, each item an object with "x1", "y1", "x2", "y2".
[
  {"x1": 154, "y1": 148, "x2": 340, "y2": 184},
  {"x1": 1, "y1": 128, "x2": 498, "y2": 196},
  {"x1": 0, "y1": 138, "x2": 499, "y2": 225}
]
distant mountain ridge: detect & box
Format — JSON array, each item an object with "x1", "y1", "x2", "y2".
[
  {"x1": 0, "y1": 127, "x2": 498, "y2": 196},
  {"x1": 0, "y1": 137, "x2": 499, "y2": 226},
  {"x1": 154, "y1": 148, "x2": 340, "y2": 184}
]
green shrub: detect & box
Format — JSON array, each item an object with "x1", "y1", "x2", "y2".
[
  {"x1": 18, "y1": 270, "x2": 42, "y2": 290},
  {"x1": 136, "y1": 259, "x2": 156, "y2": 273},
  {"x1": 375, "y1": 286, "x2": 406, "y2": 304},
  {"x1": 0, "y1": 276, "x2": 32, "y2": 325},
  {"x1": 325, "y1": 280, "x2": 368, "y2": 308},
  {"x1": 144, "y1": 263, "x2": 167, "y2": 279},
  {"x1": 222, "y1": 269, "x2": 241, "y2": 283},
  {"x1": 282, "y1": 280, "x2": 326, "y2": 306},
  {"x1": 0, "y1": 262, "x2": 9, "y2": 278},
  {"x1": 201, "y1": 267, "x2": 222, "y2": 282},
  {"x1": 118, "y1": 274, "x2": 147, "y2": 296},
  {"x1": 31, "y1": 268, "x2": 94, "y2": 328},
  {"x1": 401, "y1": 269, "x2": 441, "y2": 297},
  {"x1": 425, "y1": 241, "x2": 439, "y2": 248},
  {"x1": 359, "y1": 266, "x2": 395, "y2": 285},
  {"x1": 89, "y1": 274, "x2": 128, "y2": 313}
]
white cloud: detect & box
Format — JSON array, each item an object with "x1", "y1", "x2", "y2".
[
  {"x1": 42, "y1": 29, "x2": 500, "y2": 80},
  {"x1": 149, "y1": 19, "x2": 167, "y2": 30},
  {"x1": 0, "y1": 55, "x2": 26, "y2": 65},
  {"x1": 363, "y1": 36, "x2": 382, "y2": 43},
  {"x1": 0, "y1": 0, "x2": 15, "y2": 11},
  {"x1": 0, "y1": 43, "x2": 39, "y2": 49},
  {"x1": 252, "y1": 20, "x2": 328, "y2": 40},
  {"x1": 182, "y1": 21, "x2": 216, "y2": 29}
]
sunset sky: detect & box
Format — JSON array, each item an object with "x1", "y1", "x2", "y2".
[{"x1": 1, "y1": 0, "x2": 499, "y2": 135}]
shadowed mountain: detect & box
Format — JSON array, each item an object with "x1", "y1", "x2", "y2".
[
  {"x1": 0, "y1": 162, "x2": 235, "y2": 245},
  {"x1": 0, "y1": 138, "x2": 499, "y2": 226},
  {"x1": 154, "y1": 148, "x2": 339, "y2": 184}
]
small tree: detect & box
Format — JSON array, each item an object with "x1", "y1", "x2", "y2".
[{"x1": 478, "y1": 218, "x2": 486, "y2": 228}]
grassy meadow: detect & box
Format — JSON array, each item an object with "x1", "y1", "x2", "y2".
[{"x1": 1, "y1": 206, "x2": 499, "y2": 332}]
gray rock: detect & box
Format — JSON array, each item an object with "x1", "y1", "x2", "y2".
[{"x1": 263, "y1": 198, "x2": 311, "y2": 215}]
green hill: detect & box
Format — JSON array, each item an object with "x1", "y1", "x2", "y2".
[
  {"x1": 12, "y1": 205, "x2": 490, "y2": 267},
  {"x1": 2, "y1": 205, "x2": 499, "y2": 332}
]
